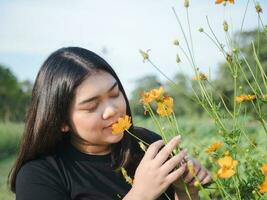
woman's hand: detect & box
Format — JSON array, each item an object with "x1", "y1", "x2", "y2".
[
  {"x1": 184, "y1": 158, "x2": 211, "y2": 186},
  {"x1": 172, "y1": 158, "x2": 212, "y2": 194},
  {"x1": 126, "y1": 136, "x2": 188, "y2": 200},
  {"x1": 172, "y1": 158, "x2": 212, "y2": 200}
]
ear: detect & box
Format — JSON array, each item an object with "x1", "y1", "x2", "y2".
[{"x1": 61, "y1": 125, "x2": 70, "y2": 133}]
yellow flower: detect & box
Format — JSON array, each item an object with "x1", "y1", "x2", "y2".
[
  {"x1": 215, "y1": 0, "x2": 234, "y2": 4},
  {"x1": 259, "y1": 180, "x2": 267, "y2": 193},
  {"x1": 262, "y1": 164, "x2": 267, "y2": 176},
  {"x1": 156, "y1": 96, "x2": 174, "y2": 117},
  {"x1": 192, "y1": 73, "x2": 208, "y2": 81},
  {"x1": 205, "y1": 142, "x2": 223, "y2": 153},
  {"x1": 235, "y1": 94, "x2": 256, "y2": 103},
  {"x1": 112, "y1": 115, "x2": 132, "y2": 135},
  {"x1": 140, "y1": 91, "x2": 154, "y2": 105},
  {"x1": 149, "y1": 87, "x2": 165, "y2": 101},
  {"x1": 140, "y1": 86, "x2": 165, "y2": 105},
  {"x1": 217, "y1": 155, "x2": 238, "y2": 179}
]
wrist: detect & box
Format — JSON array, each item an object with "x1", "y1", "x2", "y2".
[{"x1": 123, "y1": 187, "x2": 150, "y2": 200}]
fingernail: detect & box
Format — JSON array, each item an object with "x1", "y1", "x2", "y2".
[{"x1": 175, "y1": 135, "x2": 181, "y2": 141}]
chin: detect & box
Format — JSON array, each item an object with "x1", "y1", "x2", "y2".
[{"x1": 110, "y1": 132, "x2": 124, "y2": 143}]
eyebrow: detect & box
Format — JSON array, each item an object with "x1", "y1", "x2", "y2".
[{"x1": 78, "y1": 82, "x2": 118, "y2": 105}]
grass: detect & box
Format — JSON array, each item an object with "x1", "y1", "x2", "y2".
[
  {"x1": 0, "y1": 118, "x2": 265, "y2": 199},
  {"x1": 0, "y1": 155, "x2": 16, "y2": 200},
  {"x1": 0, "y1": 122, "x2": 23, "y2": 159}
]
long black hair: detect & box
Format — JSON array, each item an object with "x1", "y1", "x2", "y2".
[{"x1": 9, "y1": 47, "x2": 139, "y2": 192}]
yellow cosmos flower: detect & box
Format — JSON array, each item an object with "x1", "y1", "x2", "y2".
[
  {"x1": 205, "y1": 142, "x2": 223, "y2": 153},
  {"x1": 149, "y1": 87, "x2": 165, "y2": 101},
  {"x1": 262, "y1": 164, "x2": 267, "y2": 176},
  {"x1": 112, "y1": 115, "x2": 132, "y2": 135},
  {"x1": 156, "y1": 96, "x2": 174, "y2": 117},
  {"x1": 259, "y1": 180, "x2": 267, "y2": 193},
  {"x1": 217, "y1": 155, "x2": 238, "y2": 179},
  {"x1": 140, "y1": 86, "x2": 165, "y2": 105},
  {"x1": 140, "y1": 91, "x2": 154, "y2": 105},
  {"x1": 215, "y1": 0, "x2": 234, "y2": 4},
  {"x1": 235, "y1": 94, "x2": 256, "y2": 103}
]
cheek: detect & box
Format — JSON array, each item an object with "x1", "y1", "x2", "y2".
[
  {"x1": 117, "y1": 95, "x2": 127, "y2": 114},
  {"x1": 71, "y1": 112, "x2": 101, "y2": 134}
]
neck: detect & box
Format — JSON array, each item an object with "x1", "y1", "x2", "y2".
[{"x1": 70, "y1": 137, "x2": 111, "y2": 155}]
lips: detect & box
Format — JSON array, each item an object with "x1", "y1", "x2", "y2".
[{"x1": 104, "y1": 122, "x2": 115, "y2": 129}]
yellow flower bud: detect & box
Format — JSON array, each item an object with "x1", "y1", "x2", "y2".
[
  {"x1": 176, "y1": 54, "x2": 181, "y2": 63},
  {"x1": 193, "y1": 180, "x2": 201, "y2": 187},
  {"x1": 255, "y1": 3, "x2": 262, "y2": 13},
  {"x1": 223, "y1": 21, "x2": 228, "y2": 32},
  {"x1": 173, "y1": 39, "x2": 179, "y2": 46},
  {"x1": 139, "y1": 49, "x2": 149, "y2": 62},
  {"x1": 184, "y1": 0, "x2": 189, "y2": 8},
  {"x1": 198, "y1": 27, "x2": 204, "y2": 32}
]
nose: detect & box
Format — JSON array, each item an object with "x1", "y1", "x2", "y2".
[{"x1": 102, "y1": 104, "x2": 117, "y2": 120}]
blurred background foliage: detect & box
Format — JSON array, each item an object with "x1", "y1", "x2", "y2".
[{"x1": 0, "y1": 29, "x2": 266, "y2": 199}]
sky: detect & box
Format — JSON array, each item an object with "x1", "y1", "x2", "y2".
[{"x1": 0, "y1": 0, "x2": 266, "y2": 97}]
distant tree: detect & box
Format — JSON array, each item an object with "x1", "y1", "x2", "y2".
[
  {"x1": 213, "y1": 30, "x2": 267, "y2": 115},
  {"x1": 0, "y1": 65, "x2": 32, "y2": 121}
]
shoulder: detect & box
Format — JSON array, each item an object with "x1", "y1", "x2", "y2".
[
  {"x1": 132, "y1": 126, "x2": 162, "y2": 144},
  {"x1": 16, "y1": 156, "x2": 68, "y2": 198}
]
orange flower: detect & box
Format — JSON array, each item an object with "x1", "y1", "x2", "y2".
[
  {"x1": 215, "y1": 0, "x2": 234, "y2": 4},
  {"x1": 156, "y1": 96, "x2": 174, "y2": 117},
  {"x1": 140, "y1": 86, "x2": 165, "y2": 105},
  {"x1": 259, "y1": 180, "x2": 267, "y2": 193},
  {"x1": 235, "y1": 94, "x2": 256, "y2": 103},
  {"x1": 217, "y1": 155, "x2": 238, "y2": 179},
  {"x1": 140, "y1": 91, "x2": 154, "y2": 105},
  {"x1": 205, "y1": 142, "x2": 223, "y2": 153},
  {"x1": 262, "y1": 164, "x2": 267, "y2": 176},
  {"x1": 112, "y1": 115, "x2": 132, "y2": 134},
  {"x1": 149, "y1": 87, "x2": 165, "y2": 101}
]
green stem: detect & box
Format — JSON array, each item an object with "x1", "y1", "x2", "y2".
[{"x1": 126, "y1": 130, "x2": 149, "y2": 146}]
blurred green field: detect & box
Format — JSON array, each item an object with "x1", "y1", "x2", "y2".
[
  {"x1": 0, "y1": 122, "x2": 22, "y2": 200},
  {"x1": 0, "y1": 156, "x2": 16, "y2": 200},
  {"x1": 0, "y1": 118, "x2": 265, "y2": 199},
  {"x1": 0, "y1": 122, "x2": 23, "y2": 159}
]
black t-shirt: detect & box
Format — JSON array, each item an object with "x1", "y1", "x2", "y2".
[{"x1": 16, "y1": 127, "x2": 175, "y2": 200}]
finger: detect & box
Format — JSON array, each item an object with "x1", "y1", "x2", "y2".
[
  {"x1": 154, "y1": 135, "x2": 181, "y2": 166},
  {"x1": 195, "y1": 168, "x2": 207, "y2": 183},
  {"x1": 161, "y1": 149, "x2": 187, "y2": 175},
  {"x1": 142, "y1": 140, "x2": 165, "y2": 161},
  {"x1": 184, "y1": 160, "x2": 200, "y2": 183},
  {"x1": 165, "y1": 163, "x2": 187, "y2": 185},
  {"x1": 201, "y1": 174, "x2": 212, "y2": 185}
]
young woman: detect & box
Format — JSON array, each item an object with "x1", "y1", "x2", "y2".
[{"x1": 9, "y1": 47, "x2": 211, "y2": 200}]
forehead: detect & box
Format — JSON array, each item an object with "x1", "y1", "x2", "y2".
[{"x1": 74, "y1": 71, "x2": 117, "y2": 102}]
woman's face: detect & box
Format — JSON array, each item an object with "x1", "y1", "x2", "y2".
[{"x1": 68, "y1": 70, "x2": 127, "y2": 154}]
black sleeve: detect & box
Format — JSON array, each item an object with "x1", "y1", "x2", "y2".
[{"x1": 16, "y1": 160, "x2": 70, "y2": 200}]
